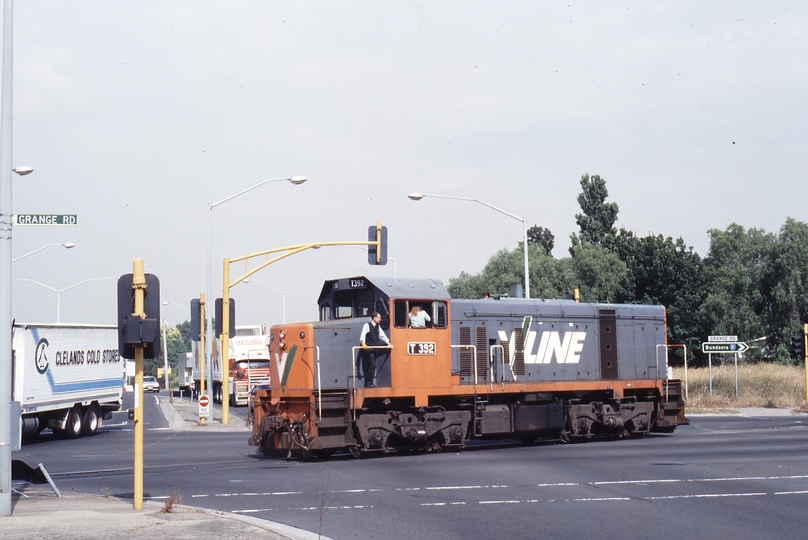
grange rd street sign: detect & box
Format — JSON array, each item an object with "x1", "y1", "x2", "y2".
[
  {"x1": 708, "y1": 335, "x2": 738, "y2": 342},
  {"x1": 702, "y1": 342, "x2": 749, "y2": 354},
  {"x1": 14, "y1": 214, "x2": 77, "y2": 226}
]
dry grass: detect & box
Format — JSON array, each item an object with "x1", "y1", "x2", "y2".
[
  {"x1": 672, "y1": 363, "x2": 808, "y2": 409},
  {"x1": 160, "y1": 491, "x2": 182, "y2": 513}
]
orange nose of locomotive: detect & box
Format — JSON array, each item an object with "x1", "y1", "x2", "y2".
[{"x1": 268, "y1": 323, "x2": 316, "y2": 394}]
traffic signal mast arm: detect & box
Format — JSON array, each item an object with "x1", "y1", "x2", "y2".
[
  {"x1": 225, "y1": 236, "x2": 385, "y2": 290},
  {"x1": 218, "y1": 222, "x2": 386, "y2": 424}
]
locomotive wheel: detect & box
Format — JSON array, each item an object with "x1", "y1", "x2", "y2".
[{"x1": 348, "y1": 446, "x2": 361, "y2": 459}]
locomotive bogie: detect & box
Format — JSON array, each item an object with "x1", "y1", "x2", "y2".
[{"x1": 355, "y1": 409, "x2": 471, "y2": 453}]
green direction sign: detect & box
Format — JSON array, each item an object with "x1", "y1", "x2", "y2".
[
  {"x1": 14, "y1": 214, "x2": 77, "y2": 226},
  {"x1": 702, "y1": 342, "x2": 749, "y2": 354}
]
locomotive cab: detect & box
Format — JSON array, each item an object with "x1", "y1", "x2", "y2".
[{"x1": 316, "y1": 276, "x2": 453, "y2": 397}]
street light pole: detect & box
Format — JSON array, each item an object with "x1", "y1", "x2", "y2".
[
  {"x1": 243, "y1": 279, "x2": 286, "y2": 324},
  {"x1": 408, "y1": 192, "x2": 530, "y2": 299},
  {"x1": 205, "y1": 176, "x2": 306, "y2": 414},
  {"x1": 13, "y1": 277, "x2": 116, "y2": 322},
  {"x1": 162, "y1": 320, "x2": 171, "y2": 403},
  {"x1": 12, "y1": 242, "x2": 75, "y2": 262},
  {"x1": 0, "y1": 0, "x2": 15, "y2": 516}
]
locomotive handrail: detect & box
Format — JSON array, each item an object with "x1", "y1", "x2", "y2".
[
  {"x1": 657, "y1": 343, "x2": 688, "y2": 403},
  {"x1": 490, "y1": 344, "x2": 504, "y2": 391},
  {"x1": 350, "y1": 345, "x2": 393, "y2": 421},
  {"x1": 304, "y1": 346, "x2": 321, "y2": 420}
]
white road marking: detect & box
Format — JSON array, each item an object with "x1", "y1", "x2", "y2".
[
  {"x1": 180, "y1": 473, "x2": 808, "y2": 513},
  {"x1": 591, "y1": 474, "x2": 808, "y2": 486},
  {"x1": 645, "y1": 493, "x2": 766, "y2": 500}
]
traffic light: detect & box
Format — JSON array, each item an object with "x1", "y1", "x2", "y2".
[
  {"x1": 367, "y1": 224, "x2": 388, "y2": 265},
  {"x1": 792, "y1": 332, "x2": 805, "y2": 359},
  {"x1": 215, "y1": 297, "x2": 236, "y2": 338},
  {"x1": 190, "y1": 298, "x2": 201, "y2": 341},
  {"x1": 116, "y1": 273, "x2": 161, "y2": 359}
]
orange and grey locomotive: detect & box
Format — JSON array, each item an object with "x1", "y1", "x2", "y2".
[{"x1": 249, "y1": 276, "x2": 688, "y2": 459}]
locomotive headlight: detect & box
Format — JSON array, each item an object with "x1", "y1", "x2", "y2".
[
  {"x1": 279, "y1": 330, "x2": 286, "y2": 339},
  {"x1": 299, "y1": 331, "x2": 306, "y2": 340},
  {"x1": 279, "y1": 339, "x2": 286, "y2": 350}
]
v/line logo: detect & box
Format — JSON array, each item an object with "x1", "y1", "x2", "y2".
[
  {"x1": 273, "y1": 345, "x2": 298, "y2": 391},
  {"x1": 498, "y1": 323, "x2": 587, "y2": 365}
]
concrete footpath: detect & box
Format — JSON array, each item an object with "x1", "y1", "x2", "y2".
[{"x1": 7, "y1": 395, "x2": 329, "y2": 540}]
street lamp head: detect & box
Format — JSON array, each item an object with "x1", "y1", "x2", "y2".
[
  {"x1": 408, "y1": 192, "x2": 424, "y2": 201},
  {"x1": 12, "y1": 166, "x2": 33, "y2": 176},
  {"x1": 63, "y1": 243, "x2": 76, "y2": 249},
  {"x1": 289, "y1": 176, "x2": 307, "y2": 185}
]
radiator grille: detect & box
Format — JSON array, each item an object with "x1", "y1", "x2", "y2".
[
  {"x1": 459, "y1": 326, "x2": 472, "y2": 376},
  {"x1": 476, "y1": 326, "x2": 488, "y2": 378}
]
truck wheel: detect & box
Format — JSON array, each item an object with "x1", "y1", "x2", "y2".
[
  {"x1": 82, "y1": 405, "x2": 100, "y2": 436},
  {"x1": 65, "y1": 406, "x2": 83, "y2": 439}
]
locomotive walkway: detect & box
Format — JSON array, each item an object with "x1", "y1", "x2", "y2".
[{"x1": 6, "y1": 395, "x2": 327, "y2": 540}]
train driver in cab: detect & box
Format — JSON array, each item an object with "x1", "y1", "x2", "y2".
[{"x1": 408, "y1": 305, "x2": 431, "y2": 328}]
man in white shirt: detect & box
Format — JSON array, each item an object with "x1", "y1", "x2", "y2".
[{"x1": 359, "y1": 312, "x2": 391, "y2": 388}]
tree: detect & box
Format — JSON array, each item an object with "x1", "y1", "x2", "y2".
[
  {"x1": 570, "y1": 173, "x2": 619, "y2": 251},
  {"x1": 564, "y1": 243, "x2": 626, "y2": 303},
  {"x1": 613, "y1": 230, "x2": 707, "y2": 360},
  {"x1": 699, "y1": 224, "x2": 774, "y2": 362},
  {"x1": 527, "y1": 225, "x2": 555, "y2": 256},
  {"x1": 143, "y1": 322, "x2": 191, "y2": 377},
  {"x1": 448, "y1": 244, "x2": 568, "y2": 299},
  {"x1": 762, "y1": 218, "x2": 808, "y2": 364}
]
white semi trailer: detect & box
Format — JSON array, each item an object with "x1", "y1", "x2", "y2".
[{"x1": 11, "y1": 323, "x2": 124, "y2": 442}]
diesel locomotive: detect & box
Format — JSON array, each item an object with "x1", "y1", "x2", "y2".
[{"x1": 249, "y1": 276, "x2": 688, "y2": 459}]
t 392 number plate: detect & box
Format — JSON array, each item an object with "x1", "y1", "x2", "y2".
[{"x1": 407, "y1": 342, "x2": 436, "y2": 355}]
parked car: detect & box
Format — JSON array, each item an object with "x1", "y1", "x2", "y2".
[{"x1": 142, "y1": 376, "x2": 160, "y2": 392}]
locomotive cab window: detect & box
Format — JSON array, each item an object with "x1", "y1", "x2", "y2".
[
  {"x1": 333, "y1": 291, "x2": 353, "y2": 319},
  {"x1": 394, "y1": 300, "x2": 448, "y2": 329},
  {"x1": 319, "y1": 304, "x2": 332, "y2": 321},
  {"x1": 354, "y1": 289, "x2": 375, "y2": 318}
]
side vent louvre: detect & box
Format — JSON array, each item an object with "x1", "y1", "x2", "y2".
[
  {"x1": 459, "y1": 326, "x2": 472, "y2": 376},
  {"x1": 476, "y1": 326, "x2": 488, "y2": 379}
]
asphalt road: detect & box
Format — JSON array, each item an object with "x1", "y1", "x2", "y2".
[{"x1": 14, "y1": 396, "x2": 808, "y2": 540}]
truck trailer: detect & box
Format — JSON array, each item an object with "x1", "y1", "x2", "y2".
[{"x1": 12, "y1": 323, "x2": 124, "y2": 442}]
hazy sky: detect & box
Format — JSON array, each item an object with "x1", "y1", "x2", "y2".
[{"x1": 8, "y1": 2, "x2": 807, "y2": 329}]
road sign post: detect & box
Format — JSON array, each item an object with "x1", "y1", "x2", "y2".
[
  {"x1": 198, "y1": 394, "x2": 210, "y2": 421},
  {"x1": 702, "y1": 341, "x2": 748, "y2": 398}
]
